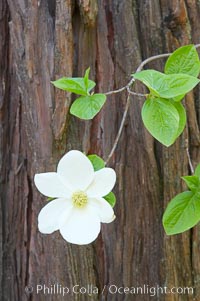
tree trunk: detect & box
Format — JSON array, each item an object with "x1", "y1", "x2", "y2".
[{"x1": 1, "y1": 0, "x2": 200, "y2": 300}]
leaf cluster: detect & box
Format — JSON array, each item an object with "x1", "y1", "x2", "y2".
[
  {"x1": 52, "y1": 68, "x2": 106, "y2": 120},
  {"x1": 133, "y1": 45, "x2": 200, "y2": 146}
]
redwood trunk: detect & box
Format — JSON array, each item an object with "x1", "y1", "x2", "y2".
[{"x1": 1, "y1": 1, "x2": 200, "y2": 301}]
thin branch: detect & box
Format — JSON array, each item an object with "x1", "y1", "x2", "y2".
[
  {"x1": 127, "y1": 86, "x2": 146, "y2": 97},
  {"x1": 127, "y1": 77, "x2": 135, "y2": 88},
  {"x1": 104, "y1": 86, "x2": 127, "y2": 95},
  {"x1": 128, "y1": 91, "x2": 146, "y2": 97},
  {"x1": 186, "y1": 147, "x2": 194, "y2": 174},
  {"x1": 136, "y1": 53, "x2": 170, "y2": 72},
  {"x1": 136, "y1": 44, "x2": 200, "y2": 72},
  {"x1": 104, "y1": 78, "x2": 135, "y2": 96},
  {"x1": 104, "y1": 43, "x2": 200, "y2": 165},
  {"x1": 105, "y1": 93, "x2": 131, "y2": 165},
  {"x1": 104, "y1": 44, "x2": 200, "y2": 96}
]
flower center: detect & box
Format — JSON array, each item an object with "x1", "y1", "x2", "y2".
[{"x1": 72, "y1": 191, "x2": 88, "y2": 208}]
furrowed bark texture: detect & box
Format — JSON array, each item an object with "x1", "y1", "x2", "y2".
[{"x1": 0, "y1": 0, "x2": 200, "y2": 300}]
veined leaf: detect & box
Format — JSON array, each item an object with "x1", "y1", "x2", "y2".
[
  {"x1": 133, "y1": 70, "x2": 200, "y2": 98},
  {"x1": 52, "y1": 77, "x2": 96, "y2": 96},
  {"x1": 163, "y1": 191, "x2": 200, "y2": 235},
  {"x1": 142, "y1": 97, "x2": 179, "y2": 146},
  {"x1": 181, "y1": 175, "x2": 200, "y2": 192},
  {"x1": 165, "y1": 45, "x2": 200, "y2": 77},
  {"x1": 172, "y1": 94, "x2": 185, "y2": 102},
  {"x1": 70, "y1": 93, "x2": 106, "y2": 120},
  {"x1": 170, "y1": 101, "x2": 186, "y2": 139}
]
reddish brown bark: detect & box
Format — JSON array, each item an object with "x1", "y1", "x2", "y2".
[{"x1": 0, "y1": 1, "x2": 200, "y2": 300}]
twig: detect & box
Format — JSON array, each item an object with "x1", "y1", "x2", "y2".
[
  {"x1": 104, "y1": 86, "x2": 127, "y2": 95},
  {"x1": 136, "y1": 53, "x2": 170, "y2": 72},
  {"x1": 104, "y1": 78, "x2": 135, "y2": 96},
  {"x1": 104, "y1": 43, "x2": 200, "y2": 165},
  {"x1": 104, "y1": 78, "x2": 146, "y2": 97},
  {"x1": 105, "y1": 93, "x2": 131, "y2": 165},
  {"x1": 105, "y1": 44, "x2": 200, "y2": 96},
  {"x1": 136, "y1": 43, "x2": 200, "y2": 72},
  {"x1": 127, "y1": 87, "x2": 146, "y2": 97},
  {"x1": 186, "y1": 147, "x2": 194, "y2": 174}
]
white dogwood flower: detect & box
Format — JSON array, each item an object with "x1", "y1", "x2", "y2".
[{"x1": 34, "y1": 150, "x2": 116, "y2": 245}]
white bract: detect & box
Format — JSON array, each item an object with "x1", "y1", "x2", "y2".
[{"x1": 34, "y1": 150, "x2": 116, "y2": 245}]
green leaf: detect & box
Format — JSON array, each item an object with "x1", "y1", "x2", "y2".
[
  {"x1": 103, "y1": 192, "x2": 116, "y2": 208},
  {"x1": 171, "y1": 101, "x2": 186, "y2": 138},
  {"x1": 163, "y1": 191, "x2": 200, "y2": 235},
  {"x1": 87, "y1": 154, "x2": 105, "y2": 171},
  {"x1": 181, "y1": 176, "x2": 200, "y2": 192},
  {"x1": 142, "y1": 97, "x2": 180, "y2": 146},
  {"x1": 84, "y1": 67, "x2": 90, "y2": 91},
  {"x1": 51, "y1": 77, "x2": 96, "y2": 96},
  {"x1": 195, "y1": 164, "x2": 200, "y2": 178},
  {"x1": 172, "y1": 94, "x2": 185, "y2": 102},
  {"x1": 165, "y1": 45, "x2": 200, "y2": 77},
  {"x1": 47, "y1": 197, "x2": 55, "y2": 201},
  {"x1": 70, "y1": 93, "x2": 106, "y2": 120},
  {"x1": 133, "y1": 70, "x2": 200, "y2": 98}
]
